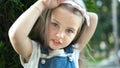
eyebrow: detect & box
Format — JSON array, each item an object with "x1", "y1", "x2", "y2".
[
  {"x1": 51, "y1": 18, "x2": 60, "y2": 24},
  {"x1": 67, "y1": 27, "x2": 77, "y2": 32}
]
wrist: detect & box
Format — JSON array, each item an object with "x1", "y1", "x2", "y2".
[{"x1": 32, "y1": 0, "x2": 46, "y2": 12}]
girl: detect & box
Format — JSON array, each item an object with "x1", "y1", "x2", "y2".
[{"x1": 8, "y1": 0, "x2": 98, "y2": 68}]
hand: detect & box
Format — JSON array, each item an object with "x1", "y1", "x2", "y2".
[{"x1": 42, "y1": 0, "x2": 64, "y2": 9}]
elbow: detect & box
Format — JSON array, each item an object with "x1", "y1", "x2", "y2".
[
  {"x1": 89, "y1": 12, "x2": 98, "y2": 25},
  {"x1": 92, "y1": 13, "x2": 98, "y2": 29},
  {"x1": 87, "y1": 12, "x2": 98, "y2": 30},
  {"x1": 8, "y1": 28, "x2": 22, "y2": 54},
  {"x1": 92, "y1": 13, "x2": 98, "y2": 24},
  {"x1": 8, "y1": 28, "x2": 14, "y2": 40},
  {"x1": 8, "y1": 27, "x2": 18, "y2": 42}
]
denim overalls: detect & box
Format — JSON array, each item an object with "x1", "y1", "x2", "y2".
[{"x1": 38, "y1": 46, "x2": 75, "y2": 68}]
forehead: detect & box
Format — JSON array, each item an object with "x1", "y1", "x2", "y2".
[{"x1": 51, "y1": 6, "x2": 83, "y2": 29}]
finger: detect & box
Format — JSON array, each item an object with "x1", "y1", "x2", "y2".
[
  {"x1": 48, "y1": 0, "x2": 51, "y2": 5},
  {"x1": 57, "y1": 0, "x2": 64, "y2": 4},
  {"x1": 57, "y1": 0, "x2": 61, "y2": 3},
  {"x1": 59, "y1": 0, "x2": 65, "y2": 2},
  {"x1": 43, "y1": 0, "x2": 51, "y2": 8}
]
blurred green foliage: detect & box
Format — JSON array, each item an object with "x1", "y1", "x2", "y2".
[{"x1": 0, "y1": 0, "x2": 36, "y2": 67}]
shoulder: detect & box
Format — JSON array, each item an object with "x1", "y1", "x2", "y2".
[
  {"x1": 32, "y1": 40, "x2": 40, "y2": 47},
  {"x1": 31, "y1": 40, "x2": 41, "y2": 54},
  {"x1": 72, "y1": 44, "x2": 80, "y2": 56}
]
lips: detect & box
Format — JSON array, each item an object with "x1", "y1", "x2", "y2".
[{"x1": 52, "y1": 39, "x2": 61, "y2": 46}]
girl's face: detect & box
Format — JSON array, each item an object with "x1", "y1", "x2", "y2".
[{"x1": 48, "y1": 7, "x2": 83, "y2": 50}]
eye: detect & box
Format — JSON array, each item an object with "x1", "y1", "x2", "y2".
[
  {"x1": 66, "y1": 29, "x2": 74, "y2": 33},
  {"x1": 51, "y1": 22, "x2": 59, "y2": 28}
]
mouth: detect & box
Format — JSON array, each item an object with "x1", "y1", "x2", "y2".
[{"x1": 52, "y1": 39, "x2": 61, "y2": 46}]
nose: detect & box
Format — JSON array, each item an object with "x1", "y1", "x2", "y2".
[{"x1": 56, "y1": 29, "x2": 65, "y2": 39}]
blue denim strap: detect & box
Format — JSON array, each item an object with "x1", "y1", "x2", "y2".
[
  {"x1": 38, "y1": 56, "x2": 75, "y2": 68},
  {"x1": 64, "y1": 46, "x2": 73, "y2": 53}
]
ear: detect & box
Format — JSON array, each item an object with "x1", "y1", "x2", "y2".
[{"x1": 77, "y1": 12, "x2": 98, "y2": 52}]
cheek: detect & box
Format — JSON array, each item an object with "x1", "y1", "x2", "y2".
[
  {"x1": 48, "y1": 25, "x2": 57, "y2": 38},
  {"x1": 48, "y1": 28, "x2": 53, "y2": 37},
  {"x1": 64, "y1": 35, "x2": 75, "y2": 45}
]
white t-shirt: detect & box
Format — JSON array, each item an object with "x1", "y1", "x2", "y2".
[{"x1": 20, "y1": 40, "x2": 80, "y2": 68}]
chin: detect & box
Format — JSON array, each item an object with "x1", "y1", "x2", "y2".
[
  {"x1": 49, "y1": 45, "x2": 61, "y2": 50},
  {"x1": 49, "y1": 46, "x2": 59, "y2": 50}
]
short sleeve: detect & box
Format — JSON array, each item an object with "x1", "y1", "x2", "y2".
[
  {"x1": 19, "y1": 40, "x2": 41, "y2": 68},
  {"x1": 72, "y1": 44, "x2": 80, "y2": 68}
]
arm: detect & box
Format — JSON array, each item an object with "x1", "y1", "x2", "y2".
[
  {"x1": 8, "y1": 0, "x2": 64, "y2": 62},
  {"x1": 8, "y1": 0, "x2": 45, "y2": 61},
  {"x1": 78, "y1": 12, "x2": 98, "y2": 52},
  {"x1": 78, "y1": 12, "x2": 98, "y2": 68}
]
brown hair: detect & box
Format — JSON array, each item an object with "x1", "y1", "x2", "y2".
[
  {"x1": 31, "y1": 9, "x2": 52, "y2": 48},
  {"x1": 31, "y1": 4, "x2": 86, "y2": 49}
]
